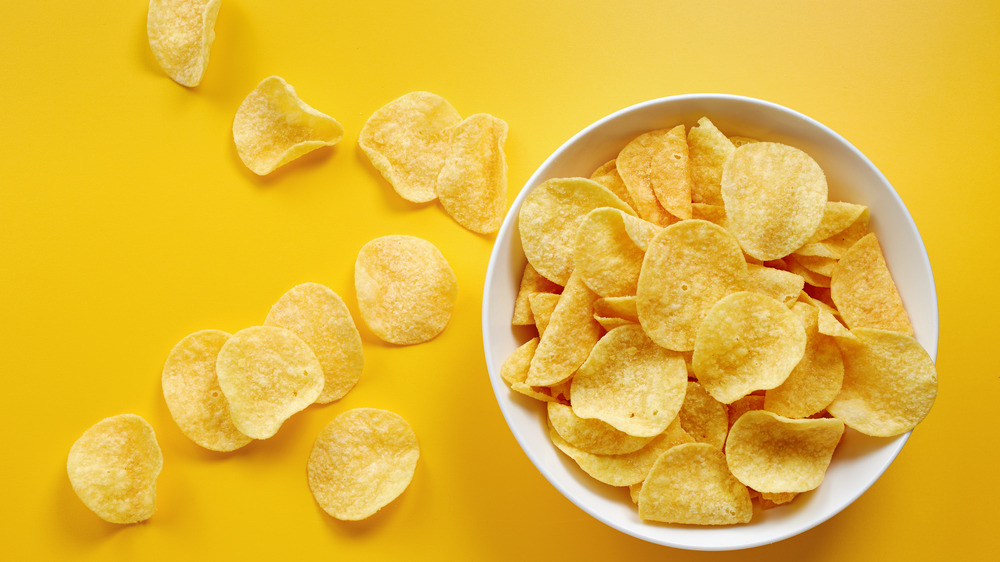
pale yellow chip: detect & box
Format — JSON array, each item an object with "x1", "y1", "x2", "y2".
[
  {"x1": 688, "y1": 117, "x2": 736, "y2": 206},
  {"x1": 500, "y1": 337, "x2": 557, "y2": 402},
  {"x1": 574, "y1": 208, "x2": 659, "y2": 297},
  {"x1": 746, "y1": 263, "x2": 806, "y2": 308},
  {"x1": 784, "y1": 254, "x2": 832, "y2": 288},
  {"x1": 161, "y1": 329, "x2": 253, "y2": 451},
  {"x1": 592, "y1": 295, "x2": 639, "y2": 323},
  {"x1": 617, "y1": 125, "x2": 693, "y2": 222},
  {"x1": 359, "y1": 91, "x2": 462, "y2": 203},
  {"x1": 830, "y1": 233, "x2": 913, "y2": 335},
  {"x1": 525, "y1": 271, "x2": 601, "y2": 387},
  {"x1": 806, "y1": 202, "x2": 869, "y2": 245},
  {"x1": 232, "y1": 76, "x2": 344, "y2": 176},
  {"x1": 760, "y1": 491, "x2": 798, "y2": 509},
  {"x1": 793, "y1": 253, "x2": 837, "y2": 277},
  {"x1": 215, "y1": 326, "x2": 324, "y2": 439},
  {"x1": 590, "y1": 159, "x2": 638, "y2": 212},
  {"x1": 820, "y1": 205, "x2": 870, "y2": 258},
  {"x1": 728, "y1": 136, "x2": 759, "y2": 147},
  {"x1": 264, "y1": 283, "x2": 364, "y2": 404},
  {"x1": 511, "y1": 263, "x2": 562, "y2": 326},
  {"x1": 678, "y1": 381, "x2": 730, "y2": 449},
  {"x1": 67, "y1": 414, "x2": 163, "y2": 524},
  {"x1": 147, "y1": 0, "x2": 221, "y2": 87},
  {"x1": 527, "y1": 292, "x2": 560, "y2": 336},
  {"x1": 355, "y1": 235, "x2": 458, "y2": 345},
  {"x1": 725, "y1": 410, "x2": 844, "y2": 493},
  {"x1": 827, "y1": 328, "x2": 937, "y2": 437},
  {"x1": 308, "y1": 408, "x2": 419, "y2": 521},
  {"x1": 727, "y1": 394, "x2": 766, "y2": 429},
  {"x1": 547, "y1": 402, "x2": 653, "y2": 455},
  {"x1": 436, "y1": 113, "x2": 509, "y2": 233}
]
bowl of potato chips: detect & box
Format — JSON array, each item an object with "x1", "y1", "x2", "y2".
[{"x1": 482, "y1": 93, "x2": 938, "y2": 550}]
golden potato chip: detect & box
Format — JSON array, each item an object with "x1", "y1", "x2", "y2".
[
  {"x1": 617, "y1": 125, "x2": 693, "y2": 222},
  {"x1": 727, "y1": 394, "x2": 765, "y2": 429},
  {"x1": 67, "y1": 414, "x2": 163, "y2": 524},
  {"x1": 574, "y1": 208, "x2": 659, "y2": 297},
  {"x1": 527, "y1": 292, "x2": 560, "y2": 336},
  {"x1": 308, "y1": 408, "x2": 419, "y2": 521},
  {"x1": 590, "y1": 159, "x2": 638, "y2": 212},
  {"x1": 793, "y1": 253, "x2": 837, "y2": 277},
  {"x1": 688, "y1": 117, "x2": 735, "y2": 206},
  {"x1": 161, "y1": 329, "x2": 253, "y2": 451},
  {"x1": 519, "y1": 177, "x2": 634, "y2": 285},
  {"x1": 806, "y1": 202, "x2": 869, "y2": 245},
  {"x1": 359, "y1": 91, "x2": 462, "y2": 203},
  {"x1": 232, "y1": 76, "x2": 344, "y2": 175},
  {"x1": 570, "y1": 324, "x2": 687, "y2": 437},
  {"x1": 690, "y1": 202, "x2": 729, "y2": 229},
  {"x1": 147, "y1": 0, "x2": 221, "y2": 87},
  {"x1": 215, "y1": 326, "x2": 324, "y2": 439},
  {"x1": 638, "y1": 442, "x2": 752, "y2": 525},
  {"x1": 500, "y1": 337, "x2": 557, "y2": 402},
  {"x1": 784, "y1": 254, "x2": 831, "y2": 288},
  {"x1": 511, "y1": 263, "x2": 562, "y2": 326},
  {"x1": 728, "y1": 136, "x2": 759, "y2": 147},
  {"x1": 525, "y1": 271, "x2": 601, "y2": 387},
  {"x1": 678, "y1": 381, "x2": 729, "y2": 449},
  {"x1": 827, "y1": 328, "x2": 937, "y2": 437},
  {"x1": 817, "y1": 306, "x2": 855, "y2": 340},
  {"x1": 355, "y1": 235, "x2": 458, "y2": 345},
  {"x1": 693, "y1": 291, "x2": 807, "y2": 404},
  {"x1": 720, "y1": 142, "x2": 828, "y2": 261},
  {"x1": 436, "y1": 113, "x2": 509, "y2": 233},
  {"x1": 746, "y1": 263, "x2": 805, "y2": 308},
  {"x1": 636, "y1": 219, "x2": 748, "y2": 351},
  {"x1": 760, "y1": 491, "x2": 798, "y2": 508},
  {"x1": 547, "y1": 402, "x2": 653, "y2": 455},
  {"x1": 592, "y1": 295, "x2": 639, "y2": 323},
  {"x1": 725, "y1": 410, "x2": 844, "y2": 493},
  {"x1": 830, "y1": 233, "x2": 913, "y2": 335},
  {"x1": 819, "y1": 205, "x2": 870, "y2": 257},
  {"x1": 264, "y1": 283, "x2": 364, "y2": 403}
]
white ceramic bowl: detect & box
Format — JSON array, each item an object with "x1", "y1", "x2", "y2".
[{"x1": 481, "y1": 94, "x2": 938, "y2": 550}]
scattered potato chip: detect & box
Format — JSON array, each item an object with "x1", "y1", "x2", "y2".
[
  {"x1": 147, "y1": 0, "x2": 221, "y2": 87},
  {"x1": 688, "y1": 117, "x2": 735, "y2": 206},
  {"x1": 355, "y1": 235, "x2": 457, "y2": 345},
  {"x1": 617, "y1": 125, "x2": 693, "y2": 222},
  {"x1": 161, "y1": 329, "x2": 253, "y2": 451},
  {"x1": 511, "y1": 263, "x2": 562, "y2": 326},
  {"x1": 436, "y1": 113, "x2": 509, "y2": 233},
  {"x1": 590, "y1": 159, "x2": 638, "y2": 212},
  {"x1": 830, "y1": 233, "x2": 913, "y2": 335},
  {"x1": 527, "y1": 292, "x2": 560, "y2": 336},
  {"x1": 678, "y1": 381, "x2": 730, "y2": 448},
  {"x1": 525, "y1": 271, "x2": 601, "y2": 387},
  {"x1": 746, "y1": 264, "x2": 806, "y2": 308},
  {"x1": 547, "y1": 402, "x2": 653, "y2": 455},
  {"x1": 574, "y1": 208, "x2": 658, "y2": 297},
  {"x1": 67, "y1": 414, "x2": 163, "y2": 524},
  {"x1": 817, "y1": 307, "x2": 855, "y2": 340},
  {"x1": 232, "y1": 76, "x2": 344, "y2": 175},
  {"x1": 308, "y1": 408, "x2": 419, "y2": 521}
]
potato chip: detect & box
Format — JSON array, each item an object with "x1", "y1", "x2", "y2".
[
  {"x1": 525, "y1": 271, "x2": 601, "y2": 387},
  {"x1": 764, "y1": 303, "x2": 844, "y2": 418},
  {"x1": 817, "y1": 306, "x2": 855, "y2": 340},
  {"x1": 436, "y1": 113, "x2": 509, "y2": 233},
  {"x1": 570, "y1": 324, "x2": 687, "y2": 437},
  {"x1": 500, "y1": 337, "x2": 557, "y2": 402},
  {"x1": 827, "y1": 328, "x2": 937, "y2": 437},
  {"x1": 721, "y1": 142, "x2": 828, "y2": 261},
  {"x1": 725, "y1": 410, "x2": 844, "y2": 493},
  {"x1": 592, "y1": 295, "x2": 639, "y2": 323},
  {"x1": 617, "y1": 125, "x2": 693, "y2": 222},
  {"x1": 233, "y1": 76, "x2": 344, "y2": 175},
  {"x1": 574, "y1": 208, "x2": 658, "y2": 297},
  {"x1": 590, "y1": 159, "x2": 638, "y2": 212},
  {"x1": 688, "y1": 117, "x2": 735, "y2": 206},
  {"x1": 264, "y1": 283, "x2": 364, "y2": 404},
  {"x1": 215, "y1": 326, "x2": 324, "y2": 439},
  {"x1": 746, "y1": 264, "x2": 805, "y2": 308},
  {"x1": 693, "y1": 291, "x2": 807, "y2": 404},
  {"x1": 830, "y1": 233, "x2": 913, "y2": 335},
  {"x1": 547, "y1": 402, "x2": 653, "y2": 455},
  {"x1": 759, "y1": 491, "x2": 798, "y2": 508},
  {"x1": 147, "y1": 0, "x2": 221, "y2": 87},
  {"x1": 67, "y1": 414, "x2": 163, "y2": 524},
  {"x1": 819, "y1": 205, "x2": 870, "y2": 257},
  {"x1": 161, "y1": 329, "x2": 253, "y2": 451},
  {"x1": 636, "y1": 219, "x2": 748, "y2": 351},
  {"x1": 355, "y1": 235, "x2": 457, "y2": 345},
  {"x1": 784, "y1": 254, "x2": 831, "y2": 288},
  {"x1": 793, "y1": 252, "x2": 837, "y2": 277},
  {"x1": 308, "y1": 408, "x2": 419, "y2": 521},
  {"x1": 511, "y1": 263, "x2": 562, "y2": 326},
  {"x1": 728, "y1": 136, "x2": 759, "y2": 147},
  {"x1": 806, "y1": 202, "x2": 869, "y2": 245},
  {"x1": 678, "y1": 381, "x2": 729, "y2": 449},
  {"x1": 527, "y1": 292, "x2": 560, "y2": 336},
  {"x1": 359, "y1": 91, "x2": 462, "y2": 203},
  {"x1": 638, "y1": 442, "x2": 752, "y2": 525},
  {"x1": 727, "y1": 394, "x2": 765, "y2": 429}
]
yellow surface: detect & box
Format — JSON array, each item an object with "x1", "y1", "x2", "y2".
[{"x1": 1, "y1": 1, "x2": 997, "y2": 559}]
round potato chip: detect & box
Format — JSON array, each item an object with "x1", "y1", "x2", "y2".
[
  {"x1": 161, "y1": 329, "x2": 253, "y2": 451},
  {"x1": 215, "y1": 326, "x2": 324, "y2": 439},
  {"x1": 574, "y1": 208, "x2": 658, "y2": 298},
  {"x1": 617, "y1": 125, "x2": 693, "y2": 222},
  {"x1": 436, "y1": 113, "x2": 509, "y2": 233},
  {"x1": 547, "y1": 402, "x2": 653, "y2": 455},
  {"x1": 678, "y1": 381, "x2": 730, "y2": 449},
  {"x1": 67, "y1": 414, "x2": 163, "y2": 524},
  {"x1": 308, "y1": 408, "x2": 419, "y2": 521},
  {"x1": 354, "y1": 235, "x2": 457, "y2": 345},
  {"x1": 830, "y1": 233, "x2": 913, "y2": 336},
  {"x1": 147, "y1": 0, "x2": 221, "y2": 87}
]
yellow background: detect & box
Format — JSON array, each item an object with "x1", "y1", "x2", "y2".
[{"x1": 2, "y1": 1, "x2": 997, "y2": 559}]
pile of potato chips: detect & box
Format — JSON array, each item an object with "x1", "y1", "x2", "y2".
[{"x1": 503, "y1": 117, "x2": 937, "y2": 525}]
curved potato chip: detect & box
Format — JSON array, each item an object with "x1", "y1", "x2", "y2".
[
  {"x1": 617, "y1": 125, "x2": 693, "y2": 222},
  {"x1": 511, "y1": 263, "x2": 562, "y2": 326},
  {"x1": 216, "y1": 326, "x2": 324, "y2": 439},
  {"x1": 308, "y1": 408, "x2": 419, "y2": 521},
  {"x1": 161, "y1": 329, "x2": 253, "y2": 451},
  {"x1": 147, "y1": 0, "x2": 221, "y2": 87},
  {"x1": 678, "y1": 381, "x2": 729, "y2": 449},
  {"x1": 728, "y1": 136, "x2": 759, "y2": 147},
  {"x1": 67, "y1": 414, "x2": 163, "y2": 524},
  {"x1": 590, "y1": 159, "x2": 637, "y2": 212},
  {"x1": 264, "y1": 283, "x2": 364, "y2": 404},
  {"x1": 784, "y1": 255, "x2": 831, "y2": 288},
  {"x1": 830, "y1": 233, "x2": 913, "y2": 335},
  {"x1": 727, "y1": 394, "x2": 765, "y2": 429},
  {"x1": 527, "y1": 292, "x2": 560, "y2": 336},
  {"x1": 547, "y1": 402, "x2": 653, "y2": 455},
  {"x1": 355, "y1": 235, "x2": 457, "y2": 345},
  {"x1": 525, "y1": 271, "x2": 601, "y2": 387},
  {"x1": 806, "y1": 202, "x2": 869, "y2": 245},
  {"x1": 437, "y1": 113, "x2": 509, "y2": 233},
  {"x1": 688, "y1": 117, "x2": 735, "y2": 206},
  {"x1": 746, "y1": 264, "x2": 805, "y2": 308},
  {"x1": 592, "y1": 295, "x2": 638, "y2": 323},
  {"x1": 500, "y1": 337, "x2": 556, "y2": 402},
  {"x1": 574, "y1": 208, "x2": 658, "y2": 297}
]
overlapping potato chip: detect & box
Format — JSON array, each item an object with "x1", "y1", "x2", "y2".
[
  {"x1": 547, "y1": 402, "x2": 653, "y2": 455},
  {"x1": 688, "y1": 117, "x2": 735, "y2": 206},
  {"x1": 161, "y1": 329, "x2": 253, "y2": 451},
  {"x1": 574, "y1": 208, "x2": 659, "y2": 297},
  {"x1": 436, "y1": 113, "x2": 509, "y2": 233},
  {"x1": 746, "y1": 263, "x2": 805, "y2": 307},
  {"x1": 805, "y1": 202, "x2": 869, "y2": 246},
  {"x1": 511, "y1": 263, "x2": 562, "y2": 326},
  {"x1": 232, "y1": 76, "x2": 344, "y2": 175},
  {"x1": 308, "y1": 408, "x2": 419, "y2": 521},
  {"x1": 525, "y1": 271, "x2": 601, "y2": 387},
  {"x1": 147, "y1": 0, "x2": 221, "y2": 87},
  {"x1": 590, "y1": 159, "x2": 638, "y2": 212},
  {"x1": 727, "y1": 394, "x2": 765, "y2": 429},
  {"x1": 264, "y1": 283, "x2": 364, "y2": 404},
  {"x1": 67, "y1": 414, "x2": 163, "y2": 524},
  {"x1": 527, "y1": 292, "x2": 560, "y2": 336},
  {"x1": 355, "y1": 235, "x2": 457, "y2": 345},
  {"x1": 617, "y1": 125, "x2": 693, "y2": 222},
  {"x1": 500, "y1": 337, "x2": 557, "y2": 402},
  {"x1": 830, "y1": 233, "x2": 913, "y2": 335},
  {"x1": 215, "y1": 326, "x2": 324, "y2": 439},
  {"x1": 678, "y1": 381, "x2": 729, "y2": 449}
]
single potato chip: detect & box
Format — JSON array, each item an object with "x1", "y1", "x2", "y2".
[
  {"x1": 678, "y1": 381, "x2": 730, "y2": 449},
  {"x1": 525, "y1": 271, "x2": 601, "y2": 387},
  {"x1": 617, "y1": 125, "x2": 693, "y2": 222},
  {"x1": 436, "y1": 113, "x2": 509, "y2": 233},
  {"x1": 592, "y1": 295, "x2": 639, "y2": 324},
  {"x1": 746, "y1": 264, "x2": 805, "y2": 308},
  {"x1": 147, "y1": 0, "x2": 221, "y2": 87},
  {"x1": 830, "y1": 233, "x2": 913, "y2": 335},
  {"x1": 67, "y1": 414, "x2": 163, "y2": 524},
  {"x1": 688, "y1": 117, "x2": 735, "y2": 206},
  {"x1": 574, "y1": 208, "x2": 659, "y2": 297},
  {"x1": 590, "y1": 159, "x2": 638, "y2": 212},
  {"x1": 511, "y1": 263, "x2": 562, "y2": 326},
  {"x1": 548, "y1": 402, "x2": 653, "y2": 455}
]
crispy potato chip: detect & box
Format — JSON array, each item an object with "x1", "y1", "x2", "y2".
[
  {"x1": 264, "y1": 283, "x2": 364, "y2": 403},
  {"x1": 688, "y1": 117, "x2": 735, "y2": 206},
  {"x1": 806, "y1": 202, "x2": 869, "y2": 245},
  {"x1": 67, "y1": 414, "x2": 163, "y2": 524},
  {"x1": 355, "y1": 235, "x2": 457, "y2": 345},
  {"x1": 793, "y1": 253, "x2": 837, "y2": 277},
  {"x1": 725, "y1": 410, "x2": 844, "y2": 493},
  {"x1": 570, "y1": 324, "x2": 687, "y2": 437},
  {"x1": 215, "y1": 326, "x2": 324, "y2": 439},
  {"x1": 638, "y1": 442, "x2": 752, "y2": 525},
  {"x1": 436, "y1": 113, "x2": 509, "y2": 233},
  {"x1": 359, "y1": 91, "x2": 462, "y2": 202},
  {"x1": 830, "y1": 233, "x2": 913, "y2": 335},
  {"x1": 590, "y1": 159, "x2": 638, "y2": 212},
  {"x1": 637, "y1": 219, "x2": 748, "y2": 351},
  {"x1": 592, "y1": 295, "x2": 639, "y2": 323},
  {"x1": 727, "y1": 394, "x2": 765, "y2": 429},
  {"x1": 308, "y1": 408, "x2": 419, "y2": 521},
  {"x1": 746, "y1": 264, "x2": 805, "y2": 308},
  {"x1": 500, "y1": 337, "x2": 557, "y2": 402},
  {"x1": 820, "y1": 205, "x2": 870, "y2": 257},
  {"x1": 232, "y1": 76, "x2": 344, "y2": 175},
  {"x1": 617, "y1": 125, "x2": 693, "y2": 222},
  {"x1": 817, "y1": 306, "x2": 855, "y2": 340},
  {"x1": 728, "y1": 136, "x2": 759, "y2": 147},
  {"x1": 147, "y1": 0, "x2": 221, "y2": 87},
  {"x1": 678, "y1": 381, "x2": 730, "y2": 449},
  {"x1": 511, "y1": 263, "x2": 562, "y2": 326},
  {"x1": 161, "y1": 329, "x2": 252, "y2": 451},
  {"x1": 721, "y1": 142, "x2": 828, "y2": 261},
  {"x1": 574, "y1": 208, "x2": 659, "y2": 297},
  {"x1": 760, "y1": 491, "x2": 798, "y2": 508},
  {"x1": 525, "y1": 271, "x2": 601, "y2": 387},
  {"x1": 690, "y1": 203, "x2": 729, "y2": 229},
  {"x1": 548, "y1": 402, "x2": 653, "y2": 455},
  {"x1": 784, "y1": 254, "x2": 831, "y2": 288},
  {"x1": 827, "y1": 328, "x2": 937, "y2": 436},
  {"x1": 527, "y1": 292, "x2": 560, "y2": 336}
]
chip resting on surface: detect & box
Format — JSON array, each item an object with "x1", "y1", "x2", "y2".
[
  {"x1": 830, "y1": 233, "x2": 913, "y2": 335},
  {"x1": 436, "y1": 113, "x2": 509, "y2": 233},
  {"x1": 233, "y1": 76, "x2": 344, "y2": 175},
  {"x1": 147, "y1": 0, "x2": 221, "y2": 87},
  {"x1": 67, "y1": 414, "x2": 163, "y2": 524},
  {"x1": 161, "y1": 329, "x2": 253, "y2": 451},
  {"x1": 308, "y1": 408, "x2": 419, "y2": 521},
  {"x1": 617, "y1": 125, "x2": 693, "y2": 222}
]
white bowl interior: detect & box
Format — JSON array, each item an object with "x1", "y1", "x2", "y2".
[{"x1": 482, "y1": 94, "x2": 938, "y2": 550}]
